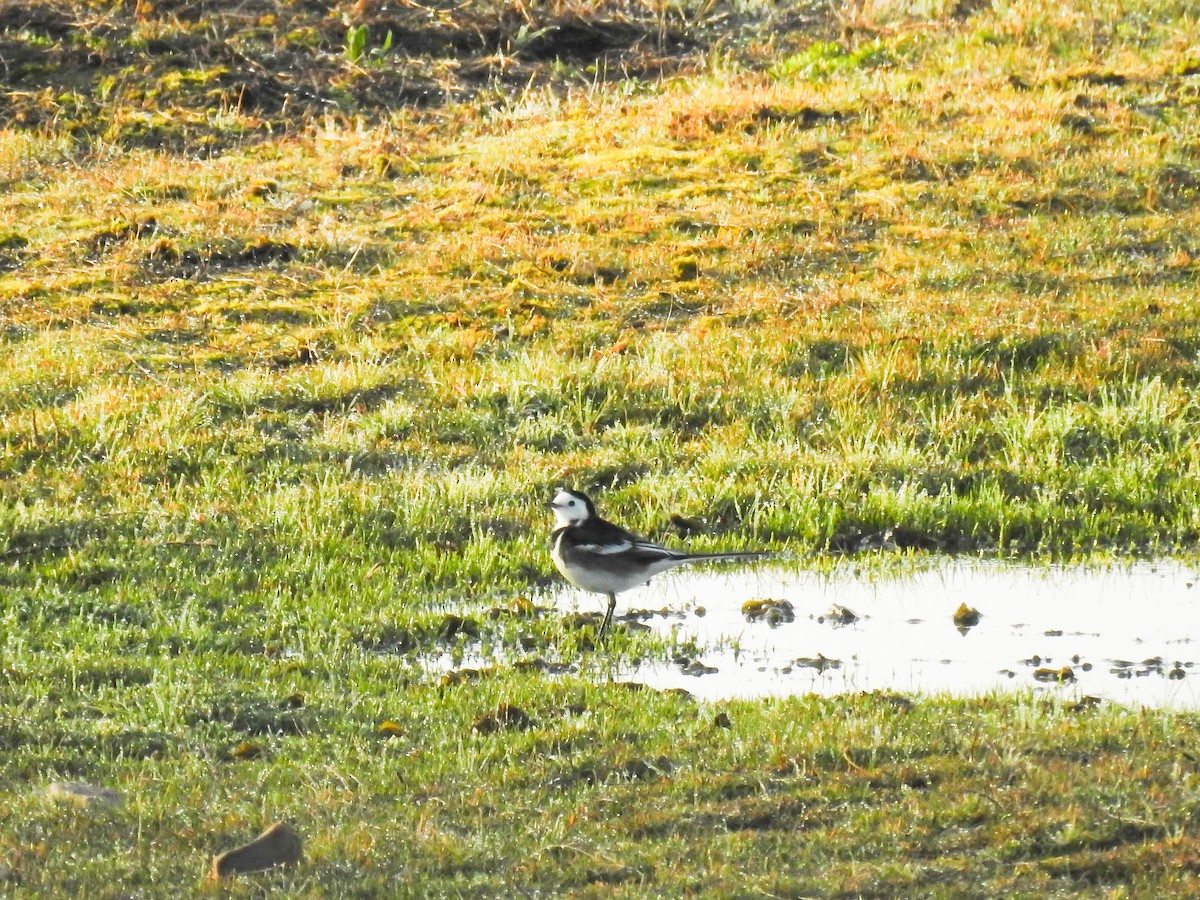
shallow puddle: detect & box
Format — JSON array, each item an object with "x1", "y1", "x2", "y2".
[{"x1": 554, "y1": 559, "x2": 1200, "y2": 709}]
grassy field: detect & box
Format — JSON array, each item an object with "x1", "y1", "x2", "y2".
[{"x1": 2, "y1": 0, "x2": 1200, "y2": 894}]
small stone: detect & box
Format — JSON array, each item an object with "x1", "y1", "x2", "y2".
[
  {"x1": 210, "y1": 822, "x2": 303, "y2": 879},
  {"x1": 46, "y1": 782, "x2": 124, "y2": 808},
  {"x1": 1033, "y1": 666, "x2": 1076, "y2": 683},
  {"x1": 793, "y1": 653, "x2": 841, "y2": 673},
  {"x1": 952, "y1": 603, "x2": 982, "y2": 629},
  {"x1": 818, "y1": 604, "x2": 858, "y2": 626},
  {"x1": 742, "y1": 598, "x2": 795, "y2": 625},
  {"x1": 679, "y1": 659, "x2": 718, "y2": 677}
]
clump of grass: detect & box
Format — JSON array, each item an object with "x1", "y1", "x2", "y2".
[{"x1": 770, "y1": 38, "x2": 895, "y2": 81}]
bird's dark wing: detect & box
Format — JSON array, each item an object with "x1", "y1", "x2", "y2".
[
  {"x1": 570, "y1": 516, "x2": 646, "y2": 555},
  {"x1": 623, "y1": 539, "x2": 690, "y2": 565}
]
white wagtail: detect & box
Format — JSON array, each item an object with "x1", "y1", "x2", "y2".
[{"x1": 547, "y1": 488, "x2": 768, "y2": 638}]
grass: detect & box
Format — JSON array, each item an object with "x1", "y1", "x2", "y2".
[{"x1": 2, "y1": 0, "x2": 1200, "y2": 893}]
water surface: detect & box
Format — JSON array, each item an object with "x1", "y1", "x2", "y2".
[{"x1": 553, "y1": 560, "x2": 1200, "y2": 708}]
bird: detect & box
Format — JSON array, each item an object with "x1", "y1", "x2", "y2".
[{"x1": 547, "y1": 488, "x2": 768, "y2": 638}]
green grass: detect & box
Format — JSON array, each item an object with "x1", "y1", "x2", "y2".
[{"x1": 2, "y1": 0, "x2": 1200, "y2": 893}]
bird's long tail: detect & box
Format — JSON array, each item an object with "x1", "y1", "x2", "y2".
[{"x1": 681, "y1": 550, "x2": 771, "y2": 563}]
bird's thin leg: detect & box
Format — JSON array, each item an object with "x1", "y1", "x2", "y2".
[{"x1": 598, "y1": 593, "x2": 616, "y2": 639}]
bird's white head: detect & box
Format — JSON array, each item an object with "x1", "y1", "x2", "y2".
[{"x1": 547, "y1": 488, "x2": 594, "y2": 528}]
